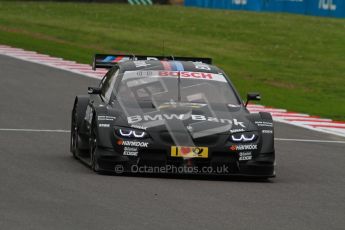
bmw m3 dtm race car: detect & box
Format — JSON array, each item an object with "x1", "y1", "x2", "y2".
[{"x1": 70, "y1": 54, "x2": 275, "y2": 178}]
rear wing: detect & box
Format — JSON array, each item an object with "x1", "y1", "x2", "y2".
[{"x1": 92, "y1": 54, "x2": 212, "y2": 70}]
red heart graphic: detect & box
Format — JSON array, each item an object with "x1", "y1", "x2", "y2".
[
  {"x1": 181, "y1": 147, "x2": 191, "y2": 155},
  {"x1": 230, "y1": 145, "x2": 237, "y2": 151}
]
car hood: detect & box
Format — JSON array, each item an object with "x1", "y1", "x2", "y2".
[{"x1": 112, "y1": 102, "x2": 258, "y2": 136}]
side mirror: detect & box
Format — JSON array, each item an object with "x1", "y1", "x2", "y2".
[
  {"x1": 88, "y1": 87, "x2": 102, "y2": 95},
  {"x1": 245, "y1": 92, "x2": 261, "y2": 107}
]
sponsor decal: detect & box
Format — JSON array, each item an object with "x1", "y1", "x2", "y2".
[
  {"x1": 319, "y1": 0, "x2": 336, "y2": 11},
  {"x1": 123, "y1": 147, "x2": 138, "y2": 156},
  {"x1": 159, "y1": 71, "x2": 213, "y2": 79},
  {"x1": 232, "y1": 0, "x2": 247, "y2": 5},
  {"x1": 193, "y1": 62, "x2": 211, "y2": 71},
  {"x1": 99, "y1": 123, "x2": 110, "y2": 128},
  {"x1": 239, "y1": 152, "x2": 252, "y2": 161},
  {"x1": 230, "y1": 145, "x2": 237, "y2": 151},
  {"x1": 171, "y1": 146, "x2": 208, "y2": 158},
  {"x1": 117, "y1": 139, "x2": 149, "y2": 148},
  {"x1": 101, "y1": 55, "x2": 130, "y2": 63},
  {"x1": 230, "y1": 144, "x2": 257, "y2": 151},
  {"x1": 98, "y1": 116, "x2": 116, "y2": 121},
  {"x1": 123, "y1": 71, "x2": 226, "y2": 82},
  {"x1": 127, "y1": 114, "x2": 245, "y2": 127},
  {"x1": 255, "y1": 121, "x2": 273, "y2": 127},
  {"x1": 230, "y1": 128, "x2": 245, "y2": 134},
  {"x1": 133, "y1": 61, "x2": 150, "y2": 68},
  {"x1": 161, "y1": 61, "x2": 172, "y2": 71},
  {"x1": 130, "y1": 124, "x2": 147, "y2": 130},
  {"x1": 262, "y1": 130, "x2": 273, "y2": 134},
  {"x1": 136, "y1": 71, "x2": 153, "y2": 77}
]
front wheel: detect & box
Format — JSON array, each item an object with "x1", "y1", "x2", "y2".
[
  {"x1": 70, "y1": 108, "x2": 79, "y2": 158},
  {"x1": 89, "y1": 119, "x2": 100, "y2": 172}
]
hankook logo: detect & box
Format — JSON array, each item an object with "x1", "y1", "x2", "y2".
[
  {"x1": 230, "y1": 144, "x2": 257, "y2": 151},
  {"x1": 117, "y1": 140, "x2": 148, "y2": 148}
]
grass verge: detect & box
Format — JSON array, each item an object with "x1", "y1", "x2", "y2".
[{"x1": 0, "y1": 1, "x2": 344, "y2": 119}]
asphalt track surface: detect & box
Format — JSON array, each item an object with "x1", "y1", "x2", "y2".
[{"x1": 1, "y1": 55, "x2": 345, "y2": 230}]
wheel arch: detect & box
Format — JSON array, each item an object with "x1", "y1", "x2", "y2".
[
  {"x1": 258, "y1": 112, "x2": 275, "y2": 154},
  {"x1": 72, "y1": 95, "x2": 90, "y2": 129},
  {"x1": 90, "y1": 106, "x2": 114, "y2": 149}
]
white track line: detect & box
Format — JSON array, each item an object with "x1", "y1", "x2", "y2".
[
  {"x1": 0, "y1": 128, "x2": 70, "y2": 133},
  {"x1": 275, "y1": 138, "x2": 345, "y2": 144},
  {"x1": 0, "y1": 128, "x2": 344, "y2": 144},
  {"x1": 1, "y1": 44, "x2": 345, "y2": 138}
]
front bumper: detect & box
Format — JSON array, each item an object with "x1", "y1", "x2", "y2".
[{"x1": 94, "y1": 146, "x2": 275, "y2": 178}]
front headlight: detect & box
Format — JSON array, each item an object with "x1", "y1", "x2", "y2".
[
  {"x1": 116, "y1": 128, "x2": 147, "y2": 138},
  {"x1": 230, "y1": 132, "x2": 257, "y2": 142}
]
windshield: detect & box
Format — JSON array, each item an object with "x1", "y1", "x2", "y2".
[{"x1": 116, "y1": 70, "x2": 241, "y2": 106}]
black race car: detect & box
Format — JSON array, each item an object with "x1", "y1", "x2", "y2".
[{"x1": 70, "y1": 54, "x2": 275, "y2": 178}]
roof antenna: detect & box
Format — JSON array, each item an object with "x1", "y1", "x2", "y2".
[{"x1": 131, "y1": 53, "x2": 136, "y2": 61}]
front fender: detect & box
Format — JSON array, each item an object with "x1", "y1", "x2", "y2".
[
  {"x1": 247, "y1": 112, "x2": 275, "y2": 154},
  {"x1": 258, "y1": 112, "x2": 275, "y2": 154},
  {"x1": 92, "y1": 107, "x2": 118, "y2": 149}
]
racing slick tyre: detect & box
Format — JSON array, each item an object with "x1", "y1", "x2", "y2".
[
  {"x1": 89, "y1": 115, "x2": 107, "y2": 174},
  {"x1": 70, "y1": 96, "x2": 89, "y2": 158}
]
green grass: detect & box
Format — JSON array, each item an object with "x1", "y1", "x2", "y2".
[{"x1": 0, "y1": 1, "x2": 344, "y2": 119}]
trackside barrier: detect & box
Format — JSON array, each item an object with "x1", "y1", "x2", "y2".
[
  {"x1": 184, "y1": 0, "x2": 345, "y2": 18},
  {"x1": 128, "y1": 0, "x2": 153, "y2": 5}
]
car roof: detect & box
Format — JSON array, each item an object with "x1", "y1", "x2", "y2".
[{"x1": 117, "y1": 60, "x2": 225, "y2": 74}]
